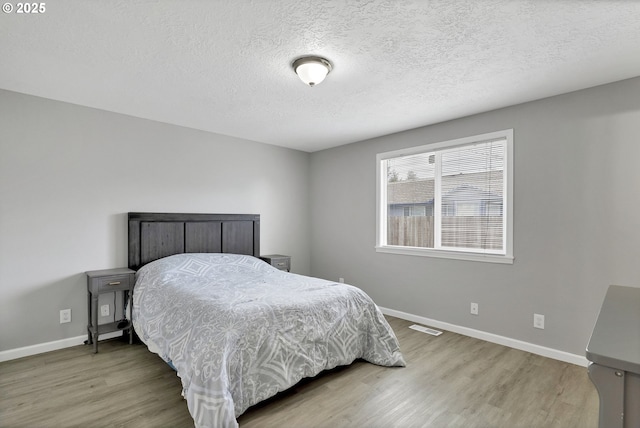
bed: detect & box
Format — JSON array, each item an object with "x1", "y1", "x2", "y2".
[{"x1": 128, "y1": 212, "x2": 405, "y2": 428}]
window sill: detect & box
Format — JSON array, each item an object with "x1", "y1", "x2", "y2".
[{"x1": 375, "y1": 245, "x2": 514, "y2": 264}]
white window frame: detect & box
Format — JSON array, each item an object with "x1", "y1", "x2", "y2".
[{"x1": 376, "y1": 129, "x2": 514, "y2": 264}]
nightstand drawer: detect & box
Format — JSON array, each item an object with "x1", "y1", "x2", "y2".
[
  {"x1": 272, "y1": 259, "x2": 290, "y2": 270},
  {"x1": 86, "y1": 268, "x2": 135, "y2": 294},
  {"x1": 94, "y1": 274, "x2": 132, "y2": 293},
  {"x1": 259, "y1": 254, "x2": 291, "y2": 272}
]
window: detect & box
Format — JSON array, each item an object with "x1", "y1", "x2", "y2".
[{"x1": 376, "y1": 129, "x2": 513, "y2": 263}]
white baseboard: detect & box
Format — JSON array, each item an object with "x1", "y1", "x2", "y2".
[
  {"x1": 3, "y1": 311, "x2": 588, "y2": 368},
  {"x1": 380, "y1": 307, "x2": 589, "y2": 367},
  {"x1": 0, "y1": 331, "x2": 123, "y2": 363}
]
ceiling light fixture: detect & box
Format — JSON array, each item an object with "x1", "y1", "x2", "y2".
[{"x1": 292, "y1": 56, "x2": 333, "y2": 87}]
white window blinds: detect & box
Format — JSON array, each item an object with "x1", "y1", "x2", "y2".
[{"x1": 439, "y1": 140, "x2": 505, "y2": 252}]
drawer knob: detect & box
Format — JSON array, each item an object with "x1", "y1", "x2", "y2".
[{"x1": 108, "y1": 281, "x2": 121, "y2": 286}]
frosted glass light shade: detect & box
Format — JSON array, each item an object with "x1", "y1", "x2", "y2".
[{"x1": 293, "y1": 57, "x2": 332, "y2": 87}]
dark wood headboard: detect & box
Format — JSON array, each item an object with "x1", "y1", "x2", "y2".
[{"x1": 128, "y1": 212, "x2": 260, "y2": 270}]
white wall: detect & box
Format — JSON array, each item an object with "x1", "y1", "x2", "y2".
[
  {"x1": 0, "y1": 90, "x2": 310, "y2": 352},
  {"x1": 309, "y1": 77, "x2": 640, "y2": 357}
]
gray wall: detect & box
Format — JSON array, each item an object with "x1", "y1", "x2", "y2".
[
  {"x1": 309, "y1": 77, "x2": 640, "y2": 356},
  {"x1": 0, "y1": 90, "x2": 311, "y2": 352},
  {"x1": 3, "y1": 77, "x2": 639, "y2": 358}
]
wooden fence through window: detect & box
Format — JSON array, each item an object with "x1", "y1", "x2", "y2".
[{"x1": 387, "y1": 216, "x2": 503, "y2": 250}]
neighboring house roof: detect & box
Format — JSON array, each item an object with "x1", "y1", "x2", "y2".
[
  {"x1": 442, "y1": 184, "x2": 502, "y2": 202},
  {"x1": 387, "y1": 179, "x2": 434, "y2": 204},
  {"x1": 387, "y1": 171, "x2": 503, "y2": 204}
]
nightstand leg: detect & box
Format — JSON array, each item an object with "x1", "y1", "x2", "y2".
[
  {"x1": 86, "y1": 291, "x2": 92, "y2": 345},
  {"x1": 92, "y1": 293, "x2": 99, "y2": 353},
  {"x1": 128, "y1": 291, "x2": 133, "y2": 345}
]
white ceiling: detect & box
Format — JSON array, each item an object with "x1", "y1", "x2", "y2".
[{"x1": 2, "y1": 1, "x2": 640, "y2": 152}]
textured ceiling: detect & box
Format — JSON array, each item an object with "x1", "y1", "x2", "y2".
[{"x1": 2, "y1": 1, "x2": 640, "y2": 152}]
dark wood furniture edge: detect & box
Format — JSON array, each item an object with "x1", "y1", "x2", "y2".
[{"x1": 128, "y1": 212, "x2": 260, "y2": 270}]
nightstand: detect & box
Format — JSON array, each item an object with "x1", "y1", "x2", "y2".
[
  {"x1": 86, "y1": 267, "x2": 135, "y2": 353},
  {"x1": 260, "y1": 254, "x2": 291, "y2": 272}
]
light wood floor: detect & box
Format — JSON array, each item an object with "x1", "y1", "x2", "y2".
[{"x1": 0, "y1": 316, "x2": 598, "y2": 427}]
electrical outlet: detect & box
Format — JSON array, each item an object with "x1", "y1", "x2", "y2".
[
  {"x1": 60, "y1": 309, "x2": 71, "y2": 324},
  {"x1": 338, "y1": 278, "x2": 344, "y2": 283},
  {"x1": 534, "y1": 313, "x2": 545, "y2": 329},
  {"x1": 470, "y1": 302, "x2": 479, "y2": 315},
  {"x1": 100, "y1": 304, "x2": 110, "y2": 317}
]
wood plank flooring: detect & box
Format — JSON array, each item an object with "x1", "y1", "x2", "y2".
[{"x1": 0, "y1": 316, "x2": 598, "y2": 427}]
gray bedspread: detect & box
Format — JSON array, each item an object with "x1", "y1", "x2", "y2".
[{"x1": 132, "y1": 253, "x2": 405, "y2": 428}]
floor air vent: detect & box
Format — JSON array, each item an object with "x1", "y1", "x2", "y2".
[{"x1": 409, "y1": 324, "x2": 442, "y2": 336}]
